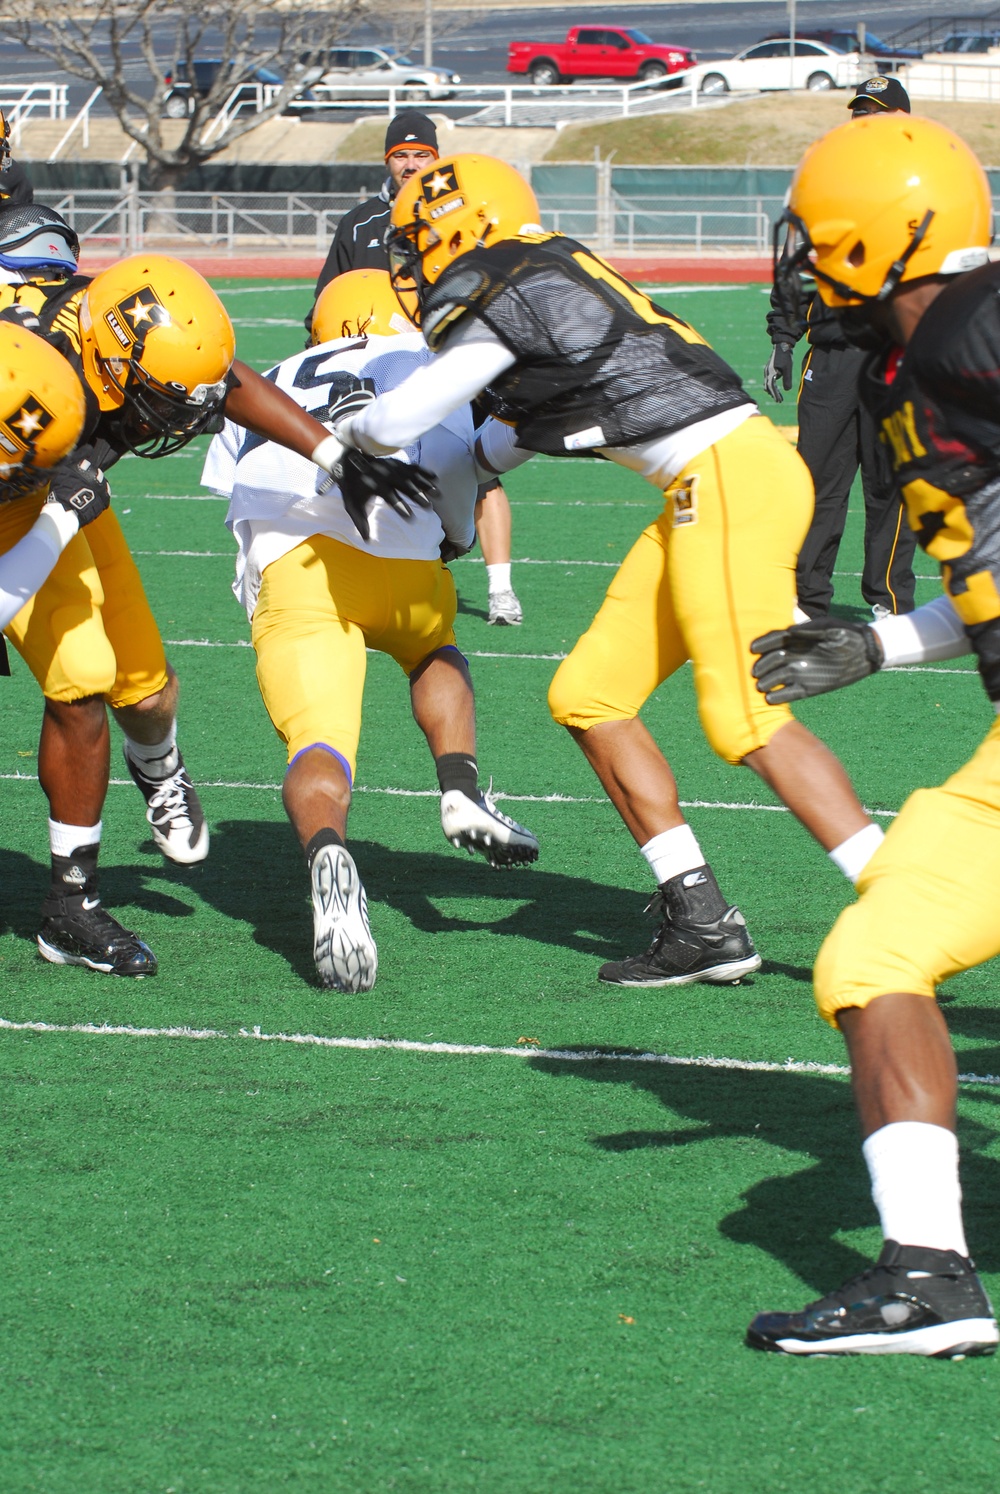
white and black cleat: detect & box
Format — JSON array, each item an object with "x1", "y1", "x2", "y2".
[
  {"x1": 124, "y1": 744, "x2": 209, "y2": 865},
  {"x1": 440, "y1": 787, "x2": 539, "y2": 869},
  {"x1": 487, "y1": 589, "x2": 523, "y2": 626},
  {"x1": 747, "y1": 1240, "x2": 999, "y2": 1358},
  {"x1": 311, "y1": 843, "x2": 377, "y2": 993}
]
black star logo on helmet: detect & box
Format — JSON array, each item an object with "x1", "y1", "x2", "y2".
[
  {"x1": 1, "y1": 393, "x2": 54, "y2": 452},
  {"x1": 105, "y1": 285, "x2": 170, "y2": 350},
  {"x1": 422, "y1": 166, "x2": 459, "y2": 200}
]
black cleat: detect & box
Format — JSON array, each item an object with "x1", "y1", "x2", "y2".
[
  {"x1": 38, "y1": 893, "x2": 157, "y2": 976},
  {"x1": 124, "y1": 744, "x2": 209, "y2": 865},
  {"x1": 598, "y1": 889, "x2": 760, "y2": 986},
  {"x1": 747, "y1": 1240, "x2": 999, "y2": 1358}
]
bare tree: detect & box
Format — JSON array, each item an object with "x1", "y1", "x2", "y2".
[{"x1": 0, "y1": 0, "x2": 373, "y2": 189}]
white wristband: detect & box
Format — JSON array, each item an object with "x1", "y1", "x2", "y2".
[
  {"x1": 39, "y1": 499, "x2": 82, "y2": 546},
  {"x1": 310, "y1": 433, "x2": 346, "y2": 474}
]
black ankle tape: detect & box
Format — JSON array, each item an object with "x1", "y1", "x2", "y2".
[
  {"x1": 50, "y1": 841, "x2": 100, "y2": 897},
  {"x1": 660, "y1": 865, "x2": 728, "y2": 924},
  {"x1": 305, "y1": 828, "x2": 345, "y2": 869},
  {"x1": 436, "y1": 752, "x2": 478, "y2": 797}
]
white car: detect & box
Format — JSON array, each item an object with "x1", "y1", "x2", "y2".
[
  {"x1": 298, "y1": 46, "x2": 459, "y2": 101},
  {"x1": 695, "y1": 39, "x2": 864, "y2": 95}
]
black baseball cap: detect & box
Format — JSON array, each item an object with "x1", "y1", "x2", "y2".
[
  {"x1": 848, "y1": 76, "x2": 911, "y2": 113},
  {"x1": 384, "y1": 111, "x2": 439, "y2": 159}
]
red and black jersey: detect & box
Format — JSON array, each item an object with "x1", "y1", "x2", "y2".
[{"x1": 421, "y1": 233, "x2": 750, "y2": 456}]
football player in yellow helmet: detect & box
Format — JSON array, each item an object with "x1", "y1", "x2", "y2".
[
  {"x1": 0, "y1": 248, "x2": 423, "y2": 978},
  {"x1": 746, "y1": 118, "x2": 1000, "y2": 1356},
  {"x1": 0, "y1": 107, "x2": 34, "y2": 205},
  {"x1": 330, "y1": 151, "x2": 881, "y2": 991},
  {"x1": 0, "y1": 320, "x2": 115, "y2": 627},
  {"x1": 310, "y1": 267, "x2": 415, "y2": 344}
]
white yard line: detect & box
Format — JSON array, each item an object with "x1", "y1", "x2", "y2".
[
  {"x1": 0, "y1": 772, "x2": 899, "y2": 817},
  {"x1": 0, "y1": 1016, "x2": 996, "y2": 1089}
]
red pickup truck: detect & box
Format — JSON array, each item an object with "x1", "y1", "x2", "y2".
[{"x1": 508, "y1": 26, "x2": 696, "y2": 87}]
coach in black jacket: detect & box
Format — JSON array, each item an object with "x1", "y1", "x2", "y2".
[
  {"x1": 764, "y1": 77, "x2": 916, "y2": 620},
  {"x1": 305, "y1": 110, "x2": 438, "y2": 333}
]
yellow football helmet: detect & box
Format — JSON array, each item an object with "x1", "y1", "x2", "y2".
[
  {"x1": 78, "y1": 253, "x2": 236, "y2": 456},
  {"x1": 311, "y1": 268, "x2": 415, "y2": 344},
  {"x1": 779, "y1": 115, "x2": 992, "y2": 310},
  {"x1": 0, "y1": 110, "x2": 10, "y2": 170},
  {"x1": 387, "y1": 154, "x2": 542, "y2": 319},
  {"x1": 0, "y1": 321, "x2": 86, "y2": 500}
]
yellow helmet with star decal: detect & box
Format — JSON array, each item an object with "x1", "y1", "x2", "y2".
[
  {"x1": 311, "y1": 268, "x2": 415, "y2": 344},
  {"x1": 0, "y1": 321, "x2": 86, "y2": 501},
  {"x1": 387, "y1": 154, "x2": 542, "y2": 312},
  {"x1": 78, "y1": 253, "x2": 236, "y2": 456},
  {"x1": 0, "y1": 110, "x2": 10, "y2": 171}
]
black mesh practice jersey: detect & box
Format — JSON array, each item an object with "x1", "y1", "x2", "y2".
[
  {"x1": 861, "y1": 262, "x2": 1000, "y2": 698},
  {"x1": 0, "y1": 276, "x2": 102, "y2": 448},
  {"x1": 421, "y1": 233, "x2": 751, "y2": 455}
]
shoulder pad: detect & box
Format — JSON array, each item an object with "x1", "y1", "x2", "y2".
[{"x1": 422, "y1": 261, "x2": 492, "y2": 351}]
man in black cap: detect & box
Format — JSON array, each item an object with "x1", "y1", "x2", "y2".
[
  {"x1": 764, "y1": 77, "x2": 916, "y2": 622},
  {"x1": 308, "y1": 110, "x2": 440, "y2": 315},
  {"x1": 307, "y1": 110, "x2": 525, "y2": 627}
]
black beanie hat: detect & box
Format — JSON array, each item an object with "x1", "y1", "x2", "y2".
[{"x1": 384, "y1": 111, "x2": 439, "y2": 159}]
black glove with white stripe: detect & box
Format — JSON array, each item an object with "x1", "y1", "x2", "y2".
[{"x1": 46, "y1": 448, "x2": 112, "y2": 528}]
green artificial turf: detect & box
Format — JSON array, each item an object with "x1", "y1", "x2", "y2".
[{"x1": 0, "y1": 282, "x2": 997, "y2": 1492}]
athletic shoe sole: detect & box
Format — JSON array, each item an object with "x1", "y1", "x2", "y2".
[
  {"x1": 598, "y1": 952, "x2": 762, "y2": 987},
  {"x1": 37, "y1": 932, "x2": 157, "y2": 977},
  {"x1": 749, "y1": 1317, "x2": 999, "y2": 1358},
  {"x1": 440, "y1": 789, "x2": 539, "y2": 869},
  {"x1": 311, "y1": 845, "x2": 377, "y2": 993}
]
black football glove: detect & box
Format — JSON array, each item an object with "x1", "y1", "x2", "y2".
[
  {"x1": 45, "y1": 449, "x2": 112, "y2": 528},
  {"x1": 751, "y1": 616, "x2": 884, "y2": 704},
  {"x1": 763, "y1": 342, "x2": 794, "y2": 403},
  {"x1": 0, "y1": 302, "x2": 42, "y2": 333},
  {"x1": 334, "y1": 448, "x2": 438, "y2": 543}
]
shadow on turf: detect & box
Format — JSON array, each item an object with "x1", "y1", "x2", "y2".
[
  {"x1": 0, "y1": 844, "x2": 197, "y2": 942},
  {"x1": 192, "y1": 818, "x2": 681, "y2": 978},
  {"x1": 529, "y1": 1050, "x2": 1000, "y2": 1291}
]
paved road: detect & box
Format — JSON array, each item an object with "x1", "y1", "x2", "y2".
[{"x1": 0, "y1": 1, "x2": 954, "y2": 118}]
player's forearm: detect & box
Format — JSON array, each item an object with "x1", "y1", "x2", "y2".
[
  {"x1": 343, "y1": 341, "x2": 518, "y2": 455},
  {"x1": 872, "y1": 593, "x2": 972, "y2": 665},
  {"x1": 0, "y1": 502, "x2": 78, "y2": 630},
  {"x1": 224, "y1": 360, "x2": 334, "y2": 465}
]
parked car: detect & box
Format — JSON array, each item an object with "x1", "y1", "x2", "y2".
[
  {"x1": 766, "y1": 30, "x2": 923, "y2": 65},
  {"x1": 694, "y1": 38, "x2": 863, "y2": 95},
  {"x1": 507, "y1": 27, "x2": 695, "y2": 87},
  {"x1": 298, "y1": 46, "x2": 459, "y2": 100},
  {"x1": 936, "y1": 31, "x2": 1000, "y2": 53},
  {"x1": 162, "y1": 60, "x2": 315, "y2": 118}
]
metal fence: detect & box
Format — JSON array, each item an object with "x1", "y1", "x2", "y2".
[{"x1": 40, "y1": 185, "x2": 785, "y2": 255}]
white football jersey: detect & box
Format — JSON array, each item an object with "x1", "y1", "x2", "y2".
[{"x1": 202, "y1": 331, "x2": 485, "y2": 616}]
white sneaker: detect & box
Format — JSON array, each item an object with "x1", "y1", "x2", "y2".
[
  {"x1": 310, "y1": 844, "x2": 377, "y2": 992},
  {"x1": 488, "y1": 589, "x2": 523, "y2": 626},
  {"x1": 124, "y1": 744, "x2": 209, "y2": 864},
  {"x1": 871, "y1": 604, "x2": 892, "y2": 621},
  {"x1": 440, "y1": 788, "x2": 539, "y2": 869}
]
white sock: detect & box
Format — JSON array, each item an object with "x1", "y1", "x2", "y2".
[
  {"x1": 125, "y1": 723, "x2": 179, "y2": 781},
  {"x1": 49, "y1": 818, "x2": 101, "y2": 857},
  {"x1": 641, "y1": 824, "x2": 705, "y2": 885},
  {"x1": 486, "y1": 562, "x2": 512, "y2": 595},
  {"x1": 829, "y1": 823, "x2": 884, "y2": 885},
  {"x1": 862, "y1": 1121, "x2": 968, "y2": 1256}
]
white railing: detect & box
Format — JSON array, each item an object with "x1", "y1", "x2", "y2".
[
  {"x1": 37, "y1": 186, "x2": 800, "y2": 256},
  {"x1": 47, "y1": 87, "x2": 104, "y2": 162},
  {"x1": 0, "y1": 84, "x2": 69, "y2": 143},
  {"x1": 896, "y1": 55, "x2": 1000, "y2": 101}
]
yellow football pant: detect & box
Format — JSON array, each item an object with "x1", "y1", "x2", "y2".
[
  {"x1": 815, "y1": 714, "x2": 1000, "y2": 1024},
  {"x1": 0, "y1": 493, "x2": 168, "y2": 706},
  {"x1": 251, "y1": 534, "x2": 459, "y2": 779},
  {"x1": 548, "y1": 416, "x2": 813, "y2": 763}
]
